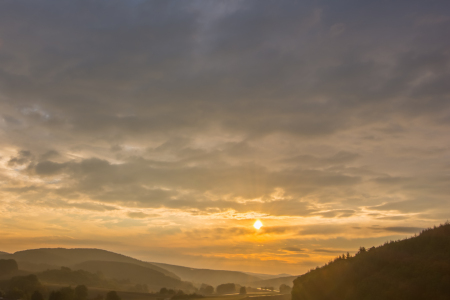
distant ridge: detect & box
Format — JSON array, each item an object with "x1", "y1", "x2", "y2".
[
  {"x1": 292, "y1": 223, "x2": 450, "y2": 300},
  {"x1": 152, "y1": 262, "x2": 263, "y2": 286},
  {"x1": 5, "y1": 248, "x2": 179, "y2": 279},
  {"x1": 75, "y1": 260, "x2": 195, "y2": 291},
  {"x1": 1, "y1": 247, "x2": 296, "y2": 288},
  {"x1": 249, "y1": 275, "x2": 298, "y2": 288},
  {"x1": 243, "y1": 272, "x2": 293, "y2": 280}
]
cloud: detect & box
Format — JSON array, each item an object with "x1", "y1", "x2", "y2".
[
  {"x1": 313, "y1": 249, "x2": 349, "y2": 254},
  {"x1": 0, "y1": 0, "x2": 449, "y2": 274},
  {"x1": 369, "y1": 226, "x2": 423, "y2": 234},
  {"x1": 127, "y1": 212, "x2": 160, "y2": 219},
  {"x1": 282, "y1": 247, "x2": 305, "y2": 252}
]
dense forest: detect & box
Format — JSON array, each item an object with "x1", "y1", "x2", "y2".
[{"x1": 292, "y1": 223, "x2": 450, "y2": 300}]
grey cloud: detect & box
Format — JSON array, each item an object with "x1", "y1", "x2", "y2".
[
  {"x1": 40, "y1": 150, "x2": 60, "y2": 161},
  {"x1": 281, "y1": 151, "x2": 360, "y2": 167},
  {"x1": 127, "y1": 212, "x2": 160, "y2": 219},
  {"x1": 15, "y1": 155, "x2": 361, "y2": 215},
  {"x1": 0, "y1": 0, "x2": 448, "y2": 144},
  {"x1": 299, "y1": 225, "x2": 348, "y2": 236},
  {"x1": 313, "y1": 249, "x2": 350, "y2": 254},
  {"x1": 282, "y1": 247, "x2": 305, "y2": 252},
  {"x1": 40, "y1": 199, "x2": 118, "y2": 212},
  {"x1": 369, "y1": 226, "x2": 423, "y2": 234},
  {"x1": 314, "y1": 210, "x2": 356, "y2": 218},
  {"x1": 7, "y1": 150, "x2": 33, "y2": 167}
]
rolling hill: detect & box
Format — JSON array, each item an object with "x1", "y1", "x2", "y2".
[
  {"x1": 248, "y1": 275, "x2": 298, "y2": 289},
  {"x1": 0, "y1": 248, "x2": 178, "y2": 279},
  {"x1": 292, "y1": 223, "x2": 450, "y2": 300},
  {"x1": 75, "y1": 260, "x2": 195, "y2": 292},
  {"x1": 244, "y1": 272, "x2": 293, "y2": 280},
  {"x1": 0, "y1": 247, "x2": 293, "y2": 289},
  {"x1": 152, "y1": 262, "x2": 263, "y2": 286}
]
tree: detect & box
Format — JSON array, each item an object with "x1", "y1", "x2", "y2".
[
  {"x1": 105, "y1": 291, "x2": 121, "y2": 300},
  {"x1": 0, "y1": 259, "x2": 19, "y2": 276},
  {"x1": 75, "y1": 285, "x2": 88, "y2": 300},
  {"x1": 239, "y1": 287, "x2": 246, "y2": 295},
  {"x1": 5, "y1": 288, "x2": 24, "y2": 300},
  {"x1": 279, "y1": 284, "x2": 291, "y2": 294},
  {"x1": 216, "y1": 283, "x2": 236, "y2": 294},
  {"x1": 49, "y1": 291, "x2": 64, "y2": 300},
  {"x1": 31, "y1": 291, "x2": 44, "y2": 300},
  {"x1": 7, "y1": 274, "x2": 43, "y2": 300},
  {"x1": 199, "y1": 284, "x2": 214, "y2": 295}
]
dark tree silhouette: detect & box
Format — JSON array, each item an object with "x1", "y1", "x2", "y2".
[
  {"x1": 292, "y1": 223, "x2": 450, "y2": 300},
  {"x1": 279, "y1": 284, "x2": 291, "y2": 294},
  {"x1": 49, "y1": 287, "x2": 75, "y2": 300},
  {"x1": 0, "y1": 259, "x2": 18, "y2": 276},
  {"x1": 239, "y1": 287, "x2": 246, "y2": 295},
  {"x1": 74, "y1": 285, "x2": 88, "y2": 300},
  {"x1": 5, "y1": 274, "x2": 43, "y2": 300},
  {"x1": 105, "y1": 291, "x2": 120, "y2": 300},
  {"x1": 199, "y1": 284, "x2": 214, "y2": 295},
  {"x1": 31, "y1": 290, "x2": 44, "y2": 300},
  {"x1": 216, "y1": 283, "x2": 236, "y2": 294}
]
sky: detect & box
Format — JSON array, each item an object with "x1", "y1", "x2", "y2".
[{"x1": 0, "y1": 0, "x2": 450, "y2": 275}]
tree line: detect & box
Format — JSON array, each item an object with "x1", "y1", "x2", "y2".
[{"x1": 292, "y1": 222, "x2": 450, "y2": 300}]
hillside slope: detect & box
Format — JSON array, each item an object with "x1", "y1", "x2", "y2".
[
  {"x1": 292, "y1": 223, "x2": 450, "y2": 300},
  {"x1": 75, "y1": 260, "x2": 195, "y2": 291},
  {"x1": 152, "y1": 262, "x2": 262, "y2": 286},
  {"x1": 249, "y1": 275, "x2": 298, "y2": 289},
  {"x1": 1, "y1": 248, "x2": 178, "y2": 279}
]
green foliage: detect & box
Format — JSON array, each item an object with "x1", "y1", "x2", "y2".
[
  {"x1": 292, "y1": 223, "x2": 450, "y2": 300},
  {"x1": 74, "y1": 285, "x2": 88, "y2": 300},
  {"x1": 37, "y1": 267, "x2": 114, "y2": 289},
  {"x1": 239, "y1": 287, "x2": 246, "y2": 295},
  {"x1": 3, "y1": 274, "x2": 44, "y2": 300},
  {"x1": 216, "y1": 283, "x2": 236, "y2": 294},
  {"x1": 105, "y1": 291, "x2": 121, "y2": 300},
  {"x1": 49, "y1": 287, "x2": 75, "y2": 300},
  {"x1": 75, "y1": 261, "x2": 193, "y2": 291},
  {"x1": 31, "y1": 291, "x2": 44, "y2": 300},
  {"x1": 171, "y1": 291, "x2": 204, "y2": 299},
  {"x1": 198, "y1": 284, "x2": 214, "y2": 295},
  {"x1": 279, "y1": 284, "x2": 291, "y2": 294},
  {"x1": 0, "y1": 259, "x2": 19, "y2": 277}
]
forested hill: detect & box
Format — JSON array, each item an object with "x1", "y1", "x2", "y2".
[
  {"x1": 0, "y1": 248, "x2": 178, "y2": 279},
  {"x1": 292, "y1": 223, "x2": 450, "y2": 300}
]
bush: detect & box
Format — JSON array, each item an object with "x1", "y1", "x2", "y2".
[{"x1": 216, "y1": 283, "x2": 236, "y2": 294}]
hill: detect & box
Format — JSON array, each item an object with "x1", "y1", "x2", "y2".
[
  {"x1": 75, "y1": 261, "x2": 196, "y2": 292},
  {"x1": 292, "y1": 223, "x2": 450, "y2": 300},
  {"x1": 36, "y1": 267, "x2": 117, "y2": 289},
  {"x1": 152, "y1": 262, "x2": 262, "y2": 286},
  {"x1": 2, "y1": 248, "x2": 179, "y2": 279},
  {"x1": 248, "y1": 275, "x2": 298, "y2": 289},
  {"x1": 244, "y1": 272, "x2": 293, "y2": 280}
]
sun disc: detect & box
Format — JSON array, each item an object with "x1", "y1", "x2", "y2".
[{"x1": 254, "y1": 220, "x2": 263, "y2": 230}]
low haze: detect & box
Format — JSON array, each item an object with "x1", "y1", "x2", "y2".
[{"x1": 1, "y1": 0, "x2": 449, "y2": 275}]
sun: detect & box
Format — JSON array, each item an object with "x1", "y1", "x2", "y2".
[{"x1": 253, "y1": 220, "x2": 263, "y2": 230}]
